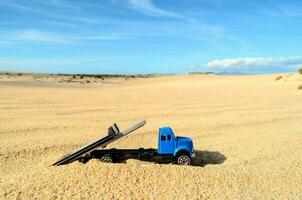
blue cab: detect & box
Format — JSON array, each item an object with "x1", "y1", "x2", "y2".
[{"x1": 158, "y1": 127, "x2": 195, "y2": 165}]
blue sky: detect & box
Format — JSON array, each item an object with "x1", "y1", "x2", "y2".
[{"x1": 0, "y1": 0, "x2": 302, "y2": 74}]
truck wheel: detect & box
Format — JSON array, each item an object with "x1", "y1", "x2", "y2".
[
  {"x1": 79, "y1": 157, "x2": 89, "y2": 163},
  {"x1": 176, "y1": 154, "x2": 191, "y2": 165},
  {"x1": 100, "y1": 154, "x2": 113, "y2": 163}
]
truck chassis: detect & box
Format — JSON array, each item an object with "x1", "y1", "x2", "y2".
[{"x1": 87, "y1": 148, "x2": 176, "y2": 164}]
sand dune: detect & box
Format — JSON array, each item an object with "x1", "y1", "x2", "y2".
[{"x1": 1, "y1": 73, "x2": 302, "y2": 199}]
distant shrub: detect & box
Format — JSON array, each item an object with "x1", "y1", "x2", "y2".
[
  {"x1": 298, "y1": 85, "x2": 302, "y2": 90},
  {"x1": 299, "y1": 68, "x2": 302, "y2": 74},
  {"x1": 275, "y1": 76, "x2": 282, "y2": 81}
]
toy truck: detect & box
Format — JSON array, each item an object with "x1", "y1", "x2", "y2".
[{"x1": 53, "y1": 120, "x2": 195, "y2": 166}]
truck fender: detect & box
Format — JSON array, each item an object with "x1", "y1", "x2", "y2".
[{"x1": 173, "y1": 146, "x2": 191, "y2": 157}]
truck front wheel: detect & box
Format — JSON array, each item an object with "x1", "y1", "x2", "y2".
[{"x1": 176, "y1": 154, "x2": 191, "y2": 165}]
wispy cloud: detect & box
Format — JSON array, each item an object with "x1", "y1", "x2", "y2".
[
  {"x1": 0, "y1": 1, "x2": 48, "y2": 15},
  {"x1": 122, "y1": 0, "x2": 230, "y2": 40},
  {"x1": 0, "y1": 0, "x2": 80, "y2": 12},
  {"x1": 0, "y1": 1, "x2": 97, "y2": 24},
  {"x1": 13, "y1": 30, "x2": 68, "y2": 43},
  {"x1": 5, "y1": 30, "x2": 128, "y2": 43},
  {"x1": 204, "y1": 57, "x2": 302, "y2": 73},
  {"x1": 257, "y1": 1, "x2": 302, "y2": 18},
  {"x1": 72, "y1": 35, "x2": 128, "y2": 41},
  {"x1": 126, "y1": 0, "x2": 184, "y2": 19},
  {"x1": 42, "y1": 0, "x2": 81, "y2": 11},
  {"x1": 0, "y1": 0, "x2": 228, "y2": 41}
]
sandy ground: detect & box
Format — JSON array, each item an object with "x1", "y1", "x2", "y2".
[{"x1": 0, "y1": 73, "x2": 302, "y2": 199}]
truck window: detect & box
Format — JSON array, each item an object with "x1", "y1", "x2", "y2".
[
  {"x1": 167, "y1": 135, "x2": 171, "y2": 140},
  {"x1": 161, "y1": 135, "x2": 166, "y2": 141}
]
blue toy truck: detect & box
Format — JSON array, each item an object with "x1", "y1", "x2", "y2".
[{"x1": 53, "y1": 120, "x2": 195, "y2": 166}]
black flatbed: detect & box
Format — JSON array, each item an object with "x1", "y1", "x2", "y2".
[{"x1": 53, "y1": 120, "x2": 146, "y2": 166}]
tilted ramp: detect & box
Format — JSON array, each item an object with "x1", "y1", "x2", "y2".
[{"x1": 53, "y1": 120, "x2": 146, "y2": 166}]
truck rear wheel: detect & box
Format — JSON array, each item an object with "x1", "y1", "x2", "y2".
[
  {"x1": 100, "y1": 154, "x2": 113, "y2": 163},
  {"x1": 79, "y1": 157, "x2": 89, "y2": 163},
  {"x1": 176, "y1": 154, "x2": 191, "y2": 165}
]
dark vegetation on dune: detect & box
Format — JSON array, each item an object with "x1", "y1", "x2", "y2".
[
  {"x1": 0, "y1": 72, "x2": 158, "y2": 79},
  {"x1": 0, "y1": 72, "x2": 162, "y2": 84},
  {"x1": 58, "y1": 73, "x2": 159, "y2": 79},
  {"x1": 188, "y1": 71, "x2": 216, "y2": 75},
  {"x1": 299, "y1": 68, "x2": 302, "y2": 75},
  {"x1": 275, "y1": 75, "x2": 283, "y2": 81}
]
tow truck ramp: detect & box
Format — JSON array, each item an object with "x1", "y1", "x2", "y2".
[{"x1": 53, "y1": 120, "x2": 146, "y2": 166}]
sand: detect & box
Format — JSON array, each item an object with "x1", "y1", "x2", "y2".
[{"x1": 0, "y1": 73, "x2": 302, "y2": 199}]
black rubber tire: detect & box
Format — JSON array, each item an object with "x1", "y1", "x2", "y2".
[
  {"x1": 100, "y1": 154, "x2": 113, "y2": 163},
  {"x1": 79, "y1": 157, "x2": 89, "y2": 164},
  {"x1": 176, "y1": 154, "x2": 192, "y2": 165}
]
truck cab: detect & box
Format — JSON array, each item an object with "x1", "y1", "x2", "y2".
[{"x1": 158, "y1": 127, "x2": 195, "y2": 165}]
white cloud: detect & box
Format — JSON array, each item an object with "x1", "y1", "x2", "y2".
[
  {"x1": 206, "y1": 57, "x2": 302, "y2": 69},
  {"x1": 127, "y1": 0, "x2": 183, "y2": 18}
]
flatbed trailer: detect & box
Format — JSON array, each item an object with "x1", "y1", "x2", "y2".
[{"x1": 53, "y1": 120, "x2": 146, "y2": 166}]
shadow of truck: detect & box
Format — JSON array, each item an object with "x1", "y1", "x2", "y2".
[{"x1": 192, "y1": 150, "x2": 227, "y2": 167}]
